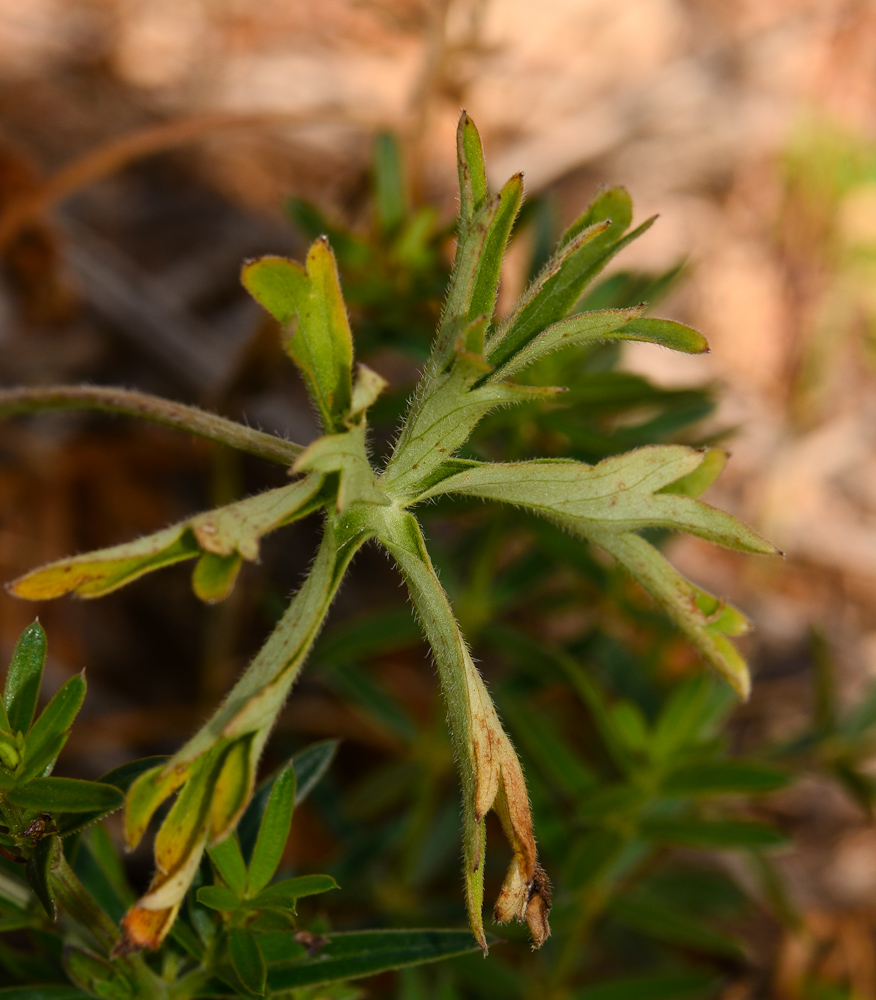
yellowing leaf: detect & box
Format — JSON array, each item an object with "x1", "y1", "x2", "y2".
[
  {"x1": 124, "y1": 762, "x2": 190, "y2": 852},
  {"x1": 9, "y1": 527, "x2": 197, "y2": 600},
  {"x1": 115, "y1": 905, "x2": 179, "y2": 957},
  {"x1": 238, "y1": 255, "x2": 309, "y2": 325},
  {"x1": 9, "y1": 476, "x2": 323, "y2": 603},
  {"x1": 349, "y1": 363, "x2": 387, "y2": 420},
  {"x1": 209, "y1": 733, "x2": 258, "y2": 842},
  {"x1": 243, "y1": 240, "x2": 354, "y2": 433},
  {"x1": 118, "y1": 742, "x2": 236, "y2": 953}
]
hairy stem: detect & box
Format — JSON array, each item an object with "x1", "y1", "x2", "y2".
[
  {"x1": 50, "y1": 853, "x2": 121, "y2": 953},
  {"x1": 52, "y1": 854, "x2": 169, "y2": 996},
  {"x1": 168, "y1": 509, "x2": 373, "y2": 768},
  {"x1": 0, "y1": 385, "x2": 303, "y2": 465}
]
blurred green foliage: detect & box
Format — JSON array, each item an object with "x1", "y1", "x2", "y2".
[{"x1": 782, "y1": 117, "x2": 876, "y2": 422}]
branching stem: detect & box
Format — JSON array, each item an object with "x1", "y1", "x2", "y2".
[{"x1": 50, "y1": 852, "x2": 119, "y2": 953}]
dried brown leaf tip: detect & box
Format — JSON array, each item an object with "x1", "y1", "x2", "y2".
[
  {"x1": 113, "y1": 904, "x2": 179, "y2": 957},
  {"x1": 463, "y1": 655, "x2": 551, "y2": 950},
  {"x1": 495, "y1": 862, "x2": 552, "y2": 948}
]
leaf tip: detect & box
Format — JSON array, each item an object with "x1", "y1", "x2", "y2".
[
  {"x1": 114, "y1": 904, "x2": 178, "y2": 956},
  {"x1": 19, "y1": 618, "x2": 47, "y2": 643},
  {"x1": 5, "y1": 575, "x2": 34, "y2": 600},
  {"x1": 475, "y1": 929, "x2": 489, "y2": 956}
]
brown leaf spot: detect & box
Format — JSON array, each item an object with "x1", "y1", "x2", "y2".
[{"x1": 525, "y1": 864, "x2": 552, "y2": 949}]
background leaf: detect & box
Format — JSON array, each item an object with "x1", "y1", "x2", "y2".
[
  {"x1": 246, "y1": 874, "x2": 338, "y2": 910},
  {"x1": 663, "y1": 761, "x2": 792, "y2": 797},
  {"x1": 263, "y1": 929, "x2": 485, "y2": 991},
  {"x1": 247, "y1": 765, "x2": 296, "y2": 896},
  {"x1": 24, "y1": 836, "x2": 59, "y2": 920},
  {"x1": 8, "y1": 778, "x2": 124, "y2": 813},
  {"x1": 640, "y1": 818, "x2": 788, "y2": 850},
  {"x1": 574, "y1": 971, "x2": 722, "y2": 1000},
  {"x1": 229, "y1": 928, "x2": 266, "y2": 996},
  {"x1": 4, "y1": 621, "x2": 47, "y2": 734}
]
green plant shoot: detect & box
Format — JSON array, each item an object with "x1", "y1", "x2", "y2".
[{"x1": 6, "y1": 112, "x2": 776, "y2": 956}]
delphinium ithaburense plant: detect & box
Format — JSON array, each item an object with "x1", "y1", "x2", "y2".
[{"x1": 0, "y1": 114, "x2": 776, "y2": 972}]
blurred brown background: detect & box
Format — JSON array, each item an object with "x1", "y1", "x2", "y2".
[{"x1": 1, "y1": 0, "x2": 876, "y2": 992}]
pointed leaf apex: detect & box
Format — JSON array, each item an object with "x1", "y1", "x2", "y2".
[{"x1": 457, "y1": 113, "x2": 488, "y2": 221}]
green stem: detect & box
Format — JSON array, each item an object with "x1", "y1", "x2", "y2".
[
  {"x1": 169, "y1": 508, "x2": 374, "y2": 767},
  {"x1": 167, "y1": 966, "x2": 213, "y2": 1000},
  {"x1": 0, "y1": 385, "x2": 303, "y2": 465},
  {"x1": 49, "y1": 853, "x2": 120, "y2": 953},
  {"x1": 51, "y1": 854, "x2": 170, "y2": 997}
]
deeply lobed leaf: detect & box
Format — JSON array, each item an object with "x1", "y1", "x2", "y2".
[
  {"x1": 242, "y1": 241, "x2": 354, "y2": 433},
  {"x1": 415, "y1": 447, "x2": 774, "y2": 554},
  {"x1": 486, "y1": 185, "x2": 658, "y2": 371},
  {"x1": 0, "y1": 111, "x2": 781, "y2": 964},
  {"x1": 595, "y1": 532, "x2": 755, "y2": 697},
  {"x1": 416, "y1": 447, "x2": 775, "y2": 695},
  {"x1": 9, "y1": 476, "x2": 323, "y2": 604},
  {"x1": 294, "y1": 425, "x2": 388, "y2": 512}
]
